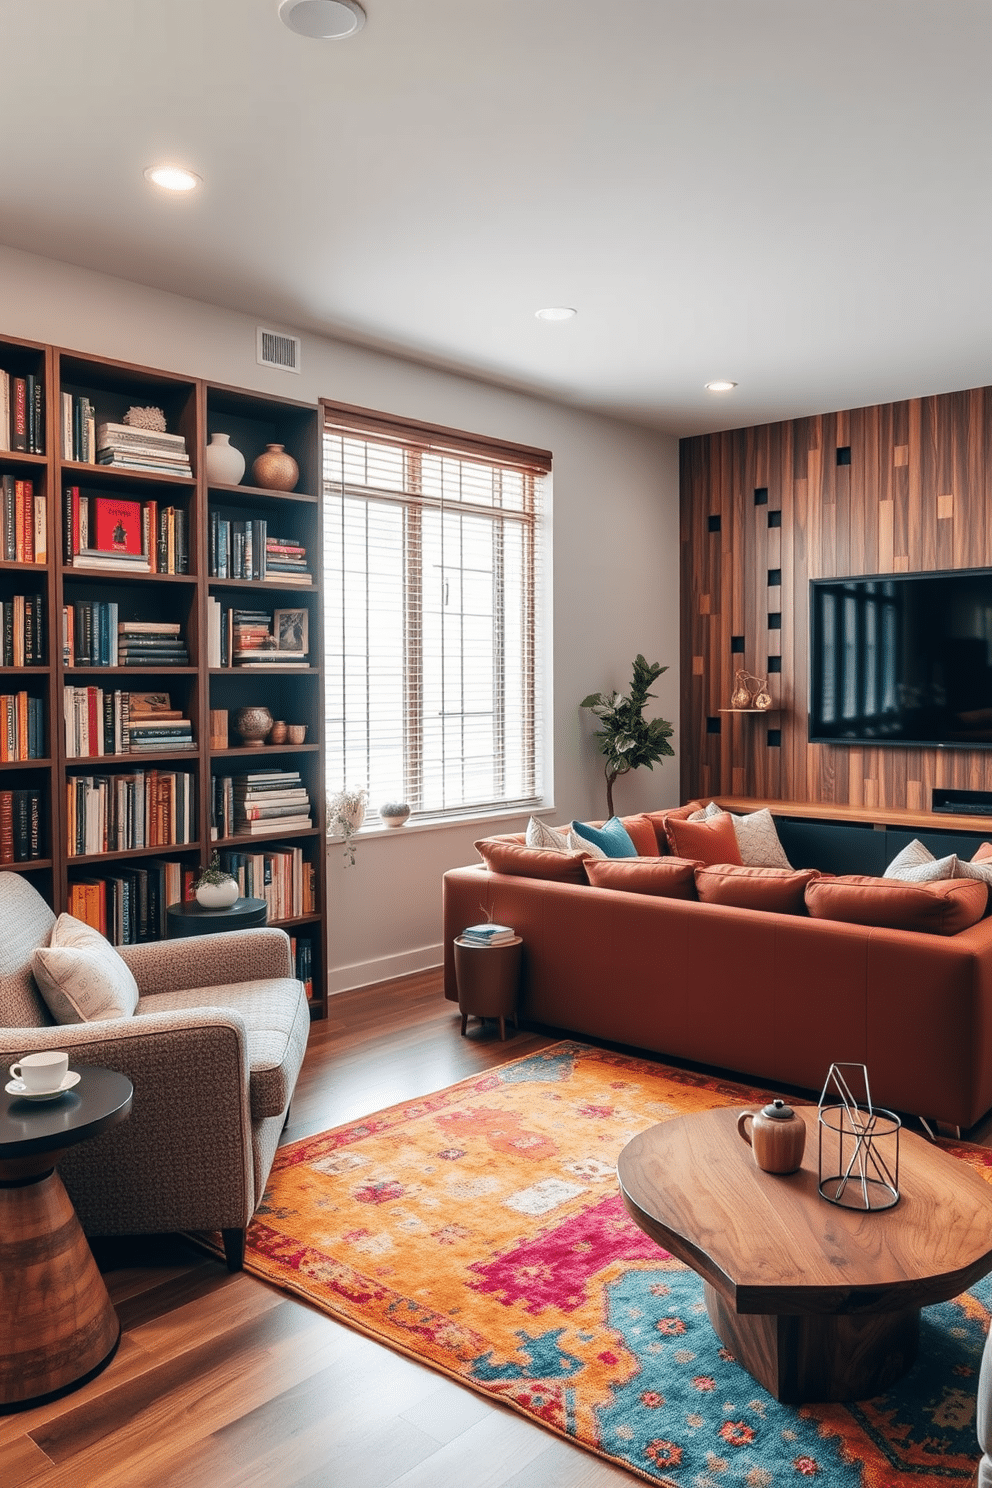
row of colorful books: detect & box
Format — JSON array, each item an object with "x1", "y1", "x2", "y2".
[
  {"x1": 208, "y1": 514, "x2": 311, "y2": 584},
  {"x1": 63, "y1": 610, "x2": 189, "y2": 669},
  {"x1": 215, "y1": 845, "x2": 316, "y2": 921},
  {"x1": 0, "y1": 692, "x2": 45, "y2": 760},
  {"x1": 2, "y1": 594, "x2": 45, "y2": 666},
  {"x1": 292, "y1": 936, "x2": 314, "y2": 1001},
  {"x1": 64, "y1": 687, "x2": 194, "y2": 757},
  {"x1": 63, "y1": 487, "x2": 189, "y2": 574},
  {"x1": 205, "y1": 602, "x2": 310, "y2": 668},
  {"x1": 1, "y1": 477, "x2": 46, "y2": 563},
  {"x1": 0, "y1": 788, "x2": 43, "y2": 863},
  {"x1": 68, "y1": 859, "x2": 196, "y2": 944},
  {"x1": 66, "y1": 769, "x2": 196, "y2": 856},
  {"x1": 0, "y1": 371, "x2": 43, "y2": 454},
  {"x1": 211, "y1": 769, "x2": 312, "y2": 840}
]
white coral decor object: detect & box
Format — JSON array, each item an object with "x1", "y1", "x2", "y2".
[{"x1": 123, "y1": 405, "x2": 168, "y2": 432}]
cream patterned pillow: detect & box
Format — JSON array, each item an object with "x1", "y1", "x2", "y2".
[
  {"x1": 566, "y1": 830, "x2": 606, "y2": 858},
  {"x1": 687, "y1": 802, "x2": 790, "y2": 867},
  {"x1": 884, "y1": 839, "x2": 958, "y2": 883},
  {"x1": 526, "y1": 816, "x2": 571, "y2": 852},
  {"x1": 954, "y1": 852, "x2": 992, "y2": 887},
  {"x1": 33, "y1": 914, "x2": 139, "y2": 1024}
]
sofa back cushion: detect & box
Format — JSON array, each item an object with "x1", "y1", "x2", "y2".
[
  {"x1": 644, "y1": 802, "x2": 704, "y2": 854},
  {"x1": 474, "y1": 837, "x2": 591, "y2": 884},
  {"x1": 805, "y1": 874, "x2": 988, "y2": 935},
  {"x1": 695, "y1": 864, "x2": 820, "y2": 914},
  {"x1": 584, "y1": 856, "x2": 701, "y2": 899},
  {"x1": 665, "y1": 811, "x2": 743, "y2": 866}
]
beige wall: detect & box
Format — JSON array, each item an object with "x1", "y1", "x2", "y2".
[{"x1": 0, "y1": 244, "x2": 680, "y2": 992}]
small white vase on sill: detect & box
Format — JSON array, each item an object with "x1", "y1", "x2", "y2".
[{"x1": 204, "y1": 432, "x2": 245, "y2": 486}]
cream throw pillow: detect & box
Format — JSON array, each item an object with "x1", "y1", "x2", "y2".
[
  {"x1": 525, "y1": 816, "x2": 606, "y2": 859},
  {"x1": 691, "y1": 801, "x2": 791, "y2": 869},
  {"x1": 33, "y1": 914, "x2": 139, "y2": 1024},
  {"x1": 884, "y1": 839, "x2": 958, "y2": 883}
]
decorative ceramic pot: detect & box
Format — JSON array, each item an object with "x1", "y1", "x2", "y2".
[
  {"x1": 233, "y1": 705, "x2": 274, "y2": 748},
  {"x1": 204, "y1": 432, "x2": 246, "y2": 486},
  {"x1": 737, "y1": 1100, "x2": 806, "y2": 1174},
  {"x1": 380, "y1": 803, "x2": 411, "y2": 828},
  {"x1": 195, "y1": 878, "x2": 240, "y2": 909},
  {"x1": 267, "y1": 719, "x2": 288, "y2": 745},
  {"x1": 286, "y1": 724, "x2": 307, "y2": 744},
  {"x1": 252, "y1": 443, "x2": 299, "y2": 492}
]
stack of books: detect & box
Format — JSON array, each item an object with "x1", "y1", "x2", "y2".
[
  {"x1": 64, "y1": 688, "x2": 194, "y2": 757},
  {"x1": 96, "y1": 421, "x2": 192, "y2": 477},
  {"x1": 64, "y1": 489, "x2": 188, "y2": 574},
  {"x1": 211, "y1": 769, "x2": 312, "y2": 840},
  {"x1": 0, "y1": 787, "x2": 42, "y2": 863},
  {"x1": 118, "y1": 621, "x2": 189, "y2": 668},
  {"x1": 66, "y1": 768, "x2": 195, "y2": 855},
  {"x1": 68, "y1": 859, "x2": 195, "y2": 944},
  {"x1": 459, "y1": 922, "x2": 517, "y2": 946},
  {"x1": 128, "y1": 691, "x2": 194, "y2": 752},
  {"x1": 64, "y1": 601, "x2": 119, "y2": 667},
  {"x1": 0, "y1": 693, "x2": 44, "y2": 760},
  {"x1": 264, "y1": 534, "x2": 312, "y2": 585},
  {"x1": 1, "y1": 476, "x2": 46, "y2": 563},
  {"x1": 206, "y1": 601, "x2": 310, "y2": 668},
  {"x1": 216, "y1": 844, "x2": 315, "y2": 920},
  {"x1": 0, "y1": 371, "x2": 43, "y2": 454}
]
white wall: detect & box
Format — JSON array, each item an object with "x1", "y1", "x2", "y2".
[{"x1": 0, "y1": 244, "x2": 680, "y2": 992}]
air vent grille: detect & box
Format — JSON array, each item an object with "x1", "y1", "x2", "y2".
[{"x1": 256, "y1": 328, "x2": 301, "y2": 373}]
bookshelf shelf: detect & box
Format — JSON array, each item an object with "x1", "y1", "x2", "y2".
[{"x1": 0, "y1": 334, "x2": 327, "y2": 1014}]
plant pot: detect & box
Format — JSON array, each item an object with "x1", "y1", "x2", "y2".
[
  {"x1": 381, "y1": 805, "x2": 411, "y2": 828},
  {"x1": 251, "y1": 443, "x2": 299, "y2": 492},
  {"x1": 204, "y1": 432, "x2": 246, "y2": 485},
  {"x1": 195, "y1": 878, "x2": 240, "y2": 909}
]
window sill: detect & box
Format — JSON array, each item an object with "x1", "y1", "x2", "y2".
[{"x1": 325, "y1": 803, "x2": 557, "y2": 846}]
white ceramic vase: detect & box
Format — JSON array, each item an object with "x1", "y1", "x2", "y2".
[
  {"x1": 204, "y1": 432, "x2": 246, "y2": 486},
  {"x1": 195, "y1": 878, "x2": 240, "y2": 909}
]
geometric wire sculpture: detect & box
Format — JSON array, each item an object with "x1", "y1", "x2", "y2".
[{"x1": 817, "y1": 1062, "x2": 901, "y2": 1211}]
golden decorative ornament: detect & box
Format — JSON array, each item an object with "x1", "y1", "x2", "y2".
[{"x1": 251, "y1": 443, "x2": 299, "y2": 492}]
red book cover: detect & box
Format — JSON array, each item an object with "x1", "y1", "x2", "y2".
[
  {"x1": 87, "y1": 686, "x2": 99, "y2": 757},
  {"x1": 94, "y1": 496, "x2": 143, "y2": 555}
]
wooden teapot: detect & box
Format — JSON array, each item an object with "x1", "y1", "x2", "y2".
[{"x1": 737, "y1": 1099, "x2": 806, "y2": 1174}]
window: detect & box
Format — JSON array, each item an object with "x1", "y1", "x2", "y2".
[{"x1": 323, "y1": 402, "x2": 549, "y2": 825}]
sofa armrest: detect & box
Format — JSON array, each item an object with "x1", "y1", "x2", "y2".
[{"x1": 118, "y1": 926, "x2": 294, "y2": 996}]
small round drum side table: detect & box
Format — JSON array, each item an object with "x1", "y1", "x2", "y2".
[
  {"x1": 166, "y1": 896, "x2": 267, "y2": 938},
  {"x1": 0, "y1": 1065, "x2": 133, "y2": 1413},
  {"x1": 453, "y1": 936, "x2": 523, "y2": 1041}
]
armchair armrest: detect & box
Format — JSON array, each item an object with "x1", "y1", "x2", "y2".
[{"x1": 118, "y1": 926, "x2": 294, "y2": 996}]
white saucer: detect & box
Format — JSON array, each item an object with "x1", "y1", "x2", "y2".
[{"x1": 5, "y1": 1070, "x2": 81, "y2": 1101}]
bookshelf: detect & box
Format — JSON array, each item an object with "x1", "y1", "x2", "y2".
[{"x1": 0, "y1": 335, "x2": 327, "y2": 1016}]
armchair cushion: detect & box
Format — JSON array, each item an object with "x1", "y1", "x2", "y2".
[
  {"x1": 135, "y1": 975, "x2": 309, "y2": 1119},
  {"x1": 32, "y1": 914, "x2": 139, "y2": 1024}
]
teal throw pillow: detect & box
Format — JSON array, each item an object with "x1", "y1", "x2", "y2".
[{"x1": 570, "y1": 816, "x2": 638, "y2": 858}]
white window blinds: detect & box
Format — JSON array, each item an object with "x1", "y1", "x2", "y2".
[{"x1": 322, "y1": 402, "x2": 549, "y2": 825}]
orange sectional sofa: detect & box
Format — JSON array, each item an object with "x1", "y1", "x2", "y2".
[{"x1": 442, "y1": 809, "x2": 992, "y2": 1130}]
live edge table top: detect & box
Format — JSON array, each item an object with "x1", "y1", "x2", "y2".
[{"x1": 617, "y1": 1106, "x2": 992, "y2": 1318}]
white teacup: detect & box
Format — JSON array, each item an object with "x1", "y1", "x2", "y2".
[{"x1": 9, "y1": 1050, "x2": 69, "y2": 1092}]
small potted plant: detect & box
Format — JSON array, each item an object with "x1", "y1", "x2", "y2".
[
  {"x1": 193, "y1": 852, "x2": 240, "y2": 908},
  {"x1": 327, "y1": 787, "x2": 367, "y2": 865},
  {"x1": 380, "y1": 800, "x2": 411, "y2": 828}
]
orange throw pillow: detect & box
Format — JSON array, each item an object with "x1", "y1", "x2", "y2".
[
  {"x1": 643, "y1": 803, "x2": 704, "y2": 854},
  {"x1": 695, "y1": 864, "x2": 819, "y2": 914},
  {"x1": 665, "y1": 812, "x2": 743, "y2": 867},
  {"x1": 618, "y1": 814, "x2": 660, "y2": 856},
  {"x1": 805, "y1": 874, "x2": 987, "y2": 936},
  {"x1": 584, "y1": 856, "x2": 701, "y2": 899},
  {"x1": 474, "y1": 839, "x2": 590, "y2": 884}
]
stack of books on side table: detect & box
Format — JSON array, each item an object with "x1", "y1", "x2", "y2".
[{"x1": 459, "y1": 923, "x2": 516, "y2": 946}]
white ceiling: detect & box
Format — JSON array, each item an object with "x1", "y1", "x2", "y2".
[{"x1": 2, "y1": 1, "x2": 990, "y2": 436}]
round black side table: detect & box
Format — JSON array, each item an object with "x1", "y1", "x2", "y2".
[
  {"x1": 166, "y1": 896, "x2": 267, "y2": 938},
  {"x1": 0, "y1": 1064, "x2": 133, "y2": 1412}
]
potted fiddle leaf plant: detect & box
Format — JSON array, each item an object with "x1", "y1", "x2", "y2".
[{"x1": 580, "y1": 654, "x2": 675, "y2": 817}]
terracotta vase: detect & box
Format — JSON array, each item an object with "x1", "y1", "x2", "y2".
[
  {"x1": 252, "y1": 443, "x2": 299, "y2": 492},
  {"x1": 233, "y1": 705, "x2": 274, "y2": 748},
  {"x1": 204, "y1": 432, "x2": 245, "y2": 486},
  {"x1": 267, "y1": 720, "x2": 288, "y2": 745}
]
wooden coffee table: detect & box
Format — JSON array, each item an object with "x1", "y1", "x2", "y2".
[{"x1": 618, "y1": 1104, "x2": 992, "y2": 1403}]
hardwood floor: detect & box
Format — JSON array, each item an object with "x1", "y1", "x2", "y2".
[
  {"x1": 3, "y1": 970, "x2": 988, "y2": 1486},
  {"x1": 0, "y1": 973, "x2": 633, "y2": 1488}
]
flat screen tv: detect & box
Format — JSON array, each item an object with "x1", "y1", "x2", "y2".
[{"x1": 809, "y1": 568, "x2": 992, "y2": 747}]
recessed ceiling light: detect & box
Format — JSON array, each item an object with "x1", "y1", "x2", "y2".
[
  {"x1": 278, "y1": 0, "x2": 366, "y2": 38},
  {"x1": 143, "y1": 165, "x2": 201, "y2": 193},
  {"x1": 535, "y1": 307, "x2": 577, "y2": 322},
  {"x1": 705, "y1": 380, "x2": 738, "y2": 392}
]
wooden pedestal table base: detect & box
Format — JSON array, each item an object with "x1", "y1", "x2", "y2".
[
  {"x1": 0, "y1": 1066, "x2": 133, "y2": 1412},
  {"x1": 618, "y1": 1105, "x2": 992, "y2": 1404}
]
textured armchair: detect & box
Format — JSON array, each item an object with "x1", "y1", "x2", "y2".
[{"x1": 0, "y1": 874, "x2": 310, "y2": 1270}]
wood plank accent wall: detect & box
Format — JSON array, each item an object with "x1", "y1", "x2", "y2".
[{"x1": 679, "y1": 386, "x2": 992, "y2": 809}]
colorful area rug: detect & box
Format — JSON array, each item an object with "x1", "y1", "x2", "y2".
[{"x1": 233, "y1": 1043, "x2": 992, "y2": 1485}]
